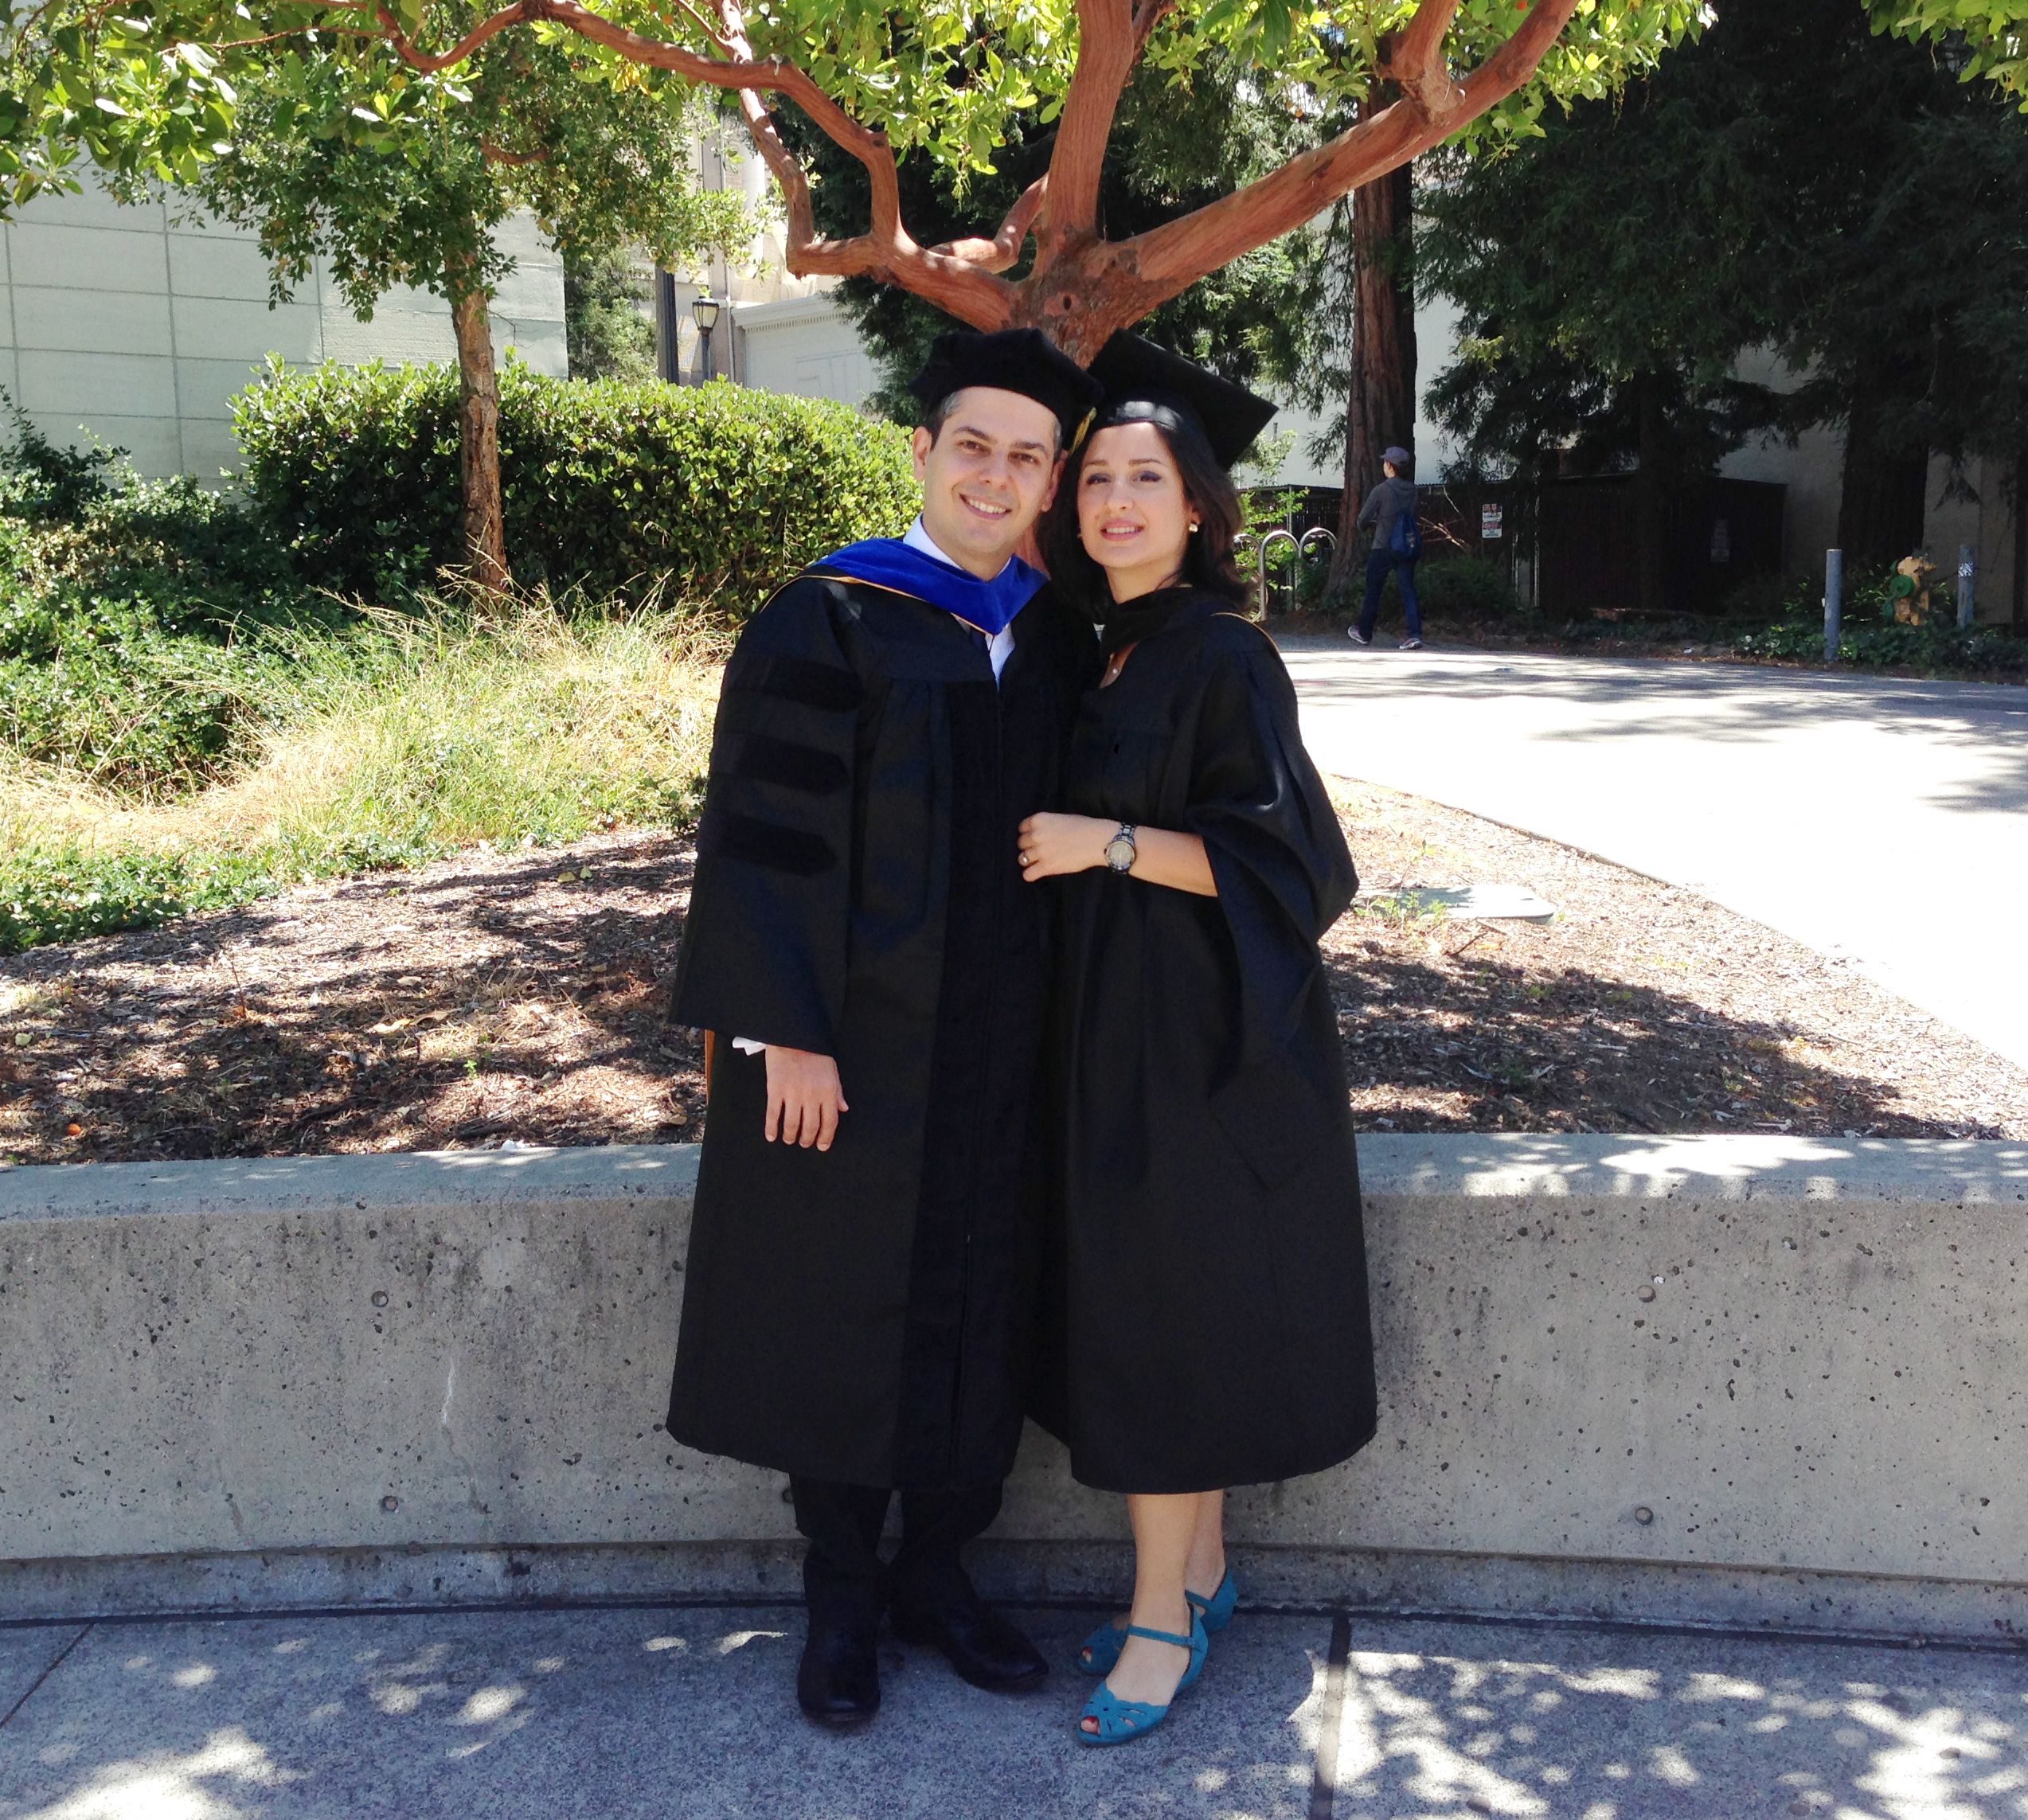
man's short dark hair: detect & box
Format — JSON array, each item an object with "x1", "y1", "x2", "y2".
[{"x1": 922, "y1": 390, "x2": 1063, "y2": 455}]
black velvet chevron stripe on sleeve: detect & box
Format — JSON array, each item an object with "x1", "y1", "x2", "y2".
[
  {"x1": 705, "y1": 812, "x2": 836, "y2": 877},
  {"x1": 733, "y1": 734, "x2": 851, "y2": 795},
  {"x1": 747, "y1": 654, "x2": 864, "y2": 713}
]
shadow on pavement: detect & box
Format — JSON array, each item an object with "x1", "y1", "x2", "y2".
[
  {"x1": 1327, "y1": 944, "x2": 2006, "y2": 1140},
  {"x1": 2, "y1": 1606, "x2": 2023, "y2": 1819}
]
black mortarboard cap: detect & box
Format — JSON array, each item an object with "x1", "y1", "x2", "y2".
[
  {"x1": 908, "y1": 328, "x2": 1104, "y2": 445},
  {"x1": 1088, "y1": 334, "x2": 1278, "y2": 471}
]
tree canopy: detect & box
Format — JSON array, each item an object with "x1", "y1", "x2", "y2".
[
  {"x1": 0, "y1": 0, "x2": 1688, "y2": 358},
  {"x1": 182, "y1": 37, "x2": 740, "y2": 322},
  {"x1": 1870, "y1": 0, "x2": 2027, "y2": 100},
  {"x1": 5, "y1": 0, "x2": 2022, "y2": 370}
]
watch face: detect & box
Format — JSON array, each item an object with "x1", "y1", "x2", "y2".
[{"x1": 1105, "y1": 836, "x2": 1136, "y2": 872}]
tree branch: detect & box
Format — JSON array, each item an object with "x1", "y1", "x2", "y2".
[
  {"x1": 1129, "y1": 0, "x2": 1177, "y2": 57},
  {"x1": 362, "y1": 0, "x2": 1021, "y2": 325},
  {"x1": 1123, "y1": 0, "x2": 1581, "y2": 305},
  {"x1": 932, "y1": 176, "x2": 1047, "y2": 271},
  {"x1": 661, "y1": 0, "x2": 741, "y2": 58},
  {"x1": 209, "y1": 25, "x2": 387, "y2": 49},
  {"x1": 1039, "y1": 0, "x2": 1137, "y2": 251},
  {"x1": 480, "y1": 137, "x2": 546, "y2": 165},
  {"x1": 1380, "y1": 0, "x2": 1467, "y2": 119},
  {"x1": 697, "y1": 0, "x2": 1012, "y2": 322}
]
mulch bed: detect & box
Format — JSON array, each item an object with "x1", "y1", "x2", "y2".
[
  {"x1": 4, "y1": 785, "x2": 2024, "y2": 1169},
  {"x1": 1323, "y1": 779, "x2": 2025, "y2": 1138}
]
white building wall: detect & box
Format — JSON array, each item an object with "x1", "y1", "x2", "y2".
[
  {"x1": 733, "y1": 295, "x2": 880, "y2": 409},
  {"x1": 1717, "y1": 348, "x2": 1845, "y2": 591},
  {"x1": 2, "y1": 174, "x2": 565, "y2": 482},
  {"x1": 1264, "y1": 291, "x2": 1466, "y2": 490}
]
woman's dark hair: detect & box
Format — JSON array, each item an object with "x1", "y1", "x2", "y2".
[{"x1": 1039, "y1": 409, "x2": 1248, "y2": 617}]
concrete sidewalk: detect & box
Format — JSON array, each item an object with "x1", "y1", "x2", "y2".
[
  {"x1": 3, "y1": 1600, "x2": 2023, "y2": 1818},
  {"x1": 1280, "y1": 642, "x2": 2028, "y2": 1072}
]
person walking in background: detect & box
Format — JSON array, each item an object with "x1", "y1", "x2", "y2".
[{"x1": 1348, "y1": 444, "x2": 1424, "y2": 650}]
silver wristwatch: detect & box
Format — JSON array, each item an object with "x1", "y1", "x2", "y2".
[{"x1": 1104, "y1": 823, "x2": 1138, "y2": 874}]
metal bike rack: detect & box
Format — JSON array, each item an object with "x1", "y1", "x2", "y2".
[{"x1": 1256, "y1": 529, "x2": 1299, "y2": 616}]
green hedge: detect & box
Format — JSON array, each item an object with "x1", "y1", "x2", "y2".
[{"x1": 232, "y1": 358, "x2": 919, "y2": 608}]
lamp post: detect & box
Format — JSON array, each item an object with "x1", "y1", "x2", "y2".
[{"x1": 691, "y1": 293, "x2": 721, "y2": 384}]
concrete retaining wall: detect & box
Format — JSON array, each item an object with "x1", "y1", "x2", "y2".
[{"x1": 2, "y1": 1137, "x2": 2024, "y2": 1640}]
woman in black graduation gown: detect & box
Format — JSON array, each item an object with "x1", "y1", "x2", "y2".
[{"x1": 1018, "y1": 338, "x2": 1377, "y2": 1748}]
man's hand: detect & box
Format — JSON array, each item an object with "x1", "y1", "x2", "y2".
[{"x1": 764, "y1": 1046, "x2": 849, "y2": 1150}]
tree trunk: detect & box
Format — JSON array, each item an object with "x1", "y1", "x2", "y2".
[
  {"x1": 1330, "y1": 158, "x2": 1416, "y2": 591},
  {"x1": 1633, "y1": 370, "x2": 1669, "y2": 616},
  {"x1": 1837, "y1": 373, "x2": 1929, "y2": 572},
  {"x1": 447, "y1": 257, "x2": 510, "y2": 592},
  {"x1": 2013, "y1": 447, "x2": 2026, "y2": 630}
]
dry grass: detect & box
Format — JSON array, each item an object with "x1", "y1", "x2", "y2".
[
  {"x1": 9, "y1": 603, "x2": 725, "y2": 857},
  {"x1": 3, "y1": 600, "x2": 727, "y2": 950}
]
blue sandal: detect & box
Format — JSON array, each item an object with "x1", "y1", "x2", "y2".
[
  {"x1": 1076, "y1": 1568, "x2": 1237, "y2": 1677},
  {"x1": 1073, "y1": 1614, "x2": 1209, "y2": 1747}
]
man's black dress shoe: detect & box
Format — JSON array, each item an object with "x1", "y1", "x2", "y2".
[
  {"x1": 797, "y1": 1616, "x2": 881, "y2": 1728},
  {"x1": 890, "y1": 1593, "x2": 1049, "y2": 1693}
]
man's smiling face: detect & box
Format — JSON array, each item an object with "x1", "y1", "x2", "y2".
[{"x1": 911, "y1": 387, "x2": 1063, "y2": 579}]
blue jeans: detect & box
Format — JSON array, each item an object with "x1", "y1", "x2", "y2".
[{"x1": 1358, "y1": 549, "x2": 1422, "y2": 639}]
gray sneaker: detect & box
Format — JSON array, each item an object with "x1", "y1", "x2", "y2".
[
  {"x1": 1399, "y1": 636, "x2": 1424, "y2": 650},
  {"x1": 1348, "y1": 627, "x2": 1373, "y2": 646}
]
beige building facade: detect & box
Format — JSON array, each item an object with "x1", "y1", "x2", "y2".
[{"x1": 2, "y1": 173, "x2": 565, "y2": 482}]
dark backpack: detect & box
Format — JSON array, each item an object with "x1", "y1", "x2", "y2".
[{"x1": 1389, "y1": 501, "x2": 1424, "y2": 560}]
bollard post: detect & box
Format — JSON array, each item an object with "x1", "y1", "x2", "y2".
[
  {"x1": 1958, "y1": 543, "x2": 1977, "y2": 629},
  {"x1": 1824, "y1": 549, "x2": 1843, "y2": 662}
]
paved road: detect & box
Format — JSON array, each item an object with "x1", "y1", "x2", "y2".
[
  {"x1": 1283, "y1": 641, "x2": 2028, "y2": 1072},
  {"x1": 4, "y1": 1600, "x2": 2025, "y2": 1818}
]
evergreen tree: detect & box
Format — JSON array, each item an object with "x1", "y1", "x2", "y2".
[
  {"x1": 1420, "y1": 0, "x2": 2028, "y2": 579},
  {"x1": 565, "y1": 248, "x2": 658, "y2": 385}
]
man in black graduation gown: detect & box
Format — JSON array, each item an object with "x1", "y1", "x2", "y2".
[{"x1": 665, "y1": 329, "x2": 1104, "y2": 1728}]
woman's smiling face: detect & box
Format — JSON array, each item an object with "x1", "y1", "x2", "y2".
[{"x1": 1076, "y1": 420, "x2": 1194, "y2": 602}]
